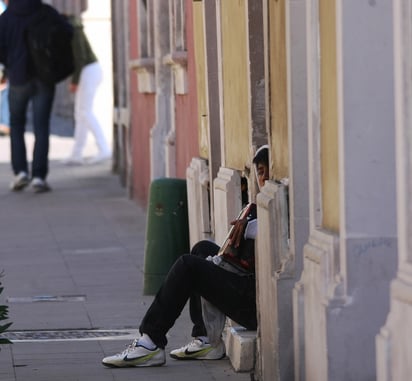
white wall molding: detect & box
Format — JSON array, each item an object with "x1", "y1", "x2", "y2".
[{"x1": 186, "y1": 158, "x2": 212, "y2": 247}]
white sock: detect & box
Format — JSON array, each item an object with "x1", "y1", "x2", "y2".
[
  {"x1": 197, "y1": 336, "x2": 209, "y2": 344},
  {"x1": 138, "y1": 333, "x2": 157, "y2": 350}
]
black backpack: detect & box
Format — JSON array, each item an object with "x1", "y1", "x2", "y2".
[{"x1": 26, "y1": 4, "x2": 74, "y2": 85}]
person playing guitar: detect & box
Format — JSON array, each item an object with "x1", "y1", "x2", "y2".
[{"x1": 102, "y1": 145, "x2": 271, "y2": 368}]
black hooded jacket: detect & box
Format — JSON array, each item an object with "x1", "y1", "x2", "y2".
[{"x1": 0, "y1": 0, "x2": 42, "y2": 85}]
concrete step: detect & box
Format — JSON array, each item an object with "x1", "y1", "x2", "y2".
[{"x1": 225, "y1": 325, "x2": 257, "y2": 372}]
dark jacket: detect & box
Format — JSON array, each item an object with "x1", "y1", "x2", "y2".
[
  {"x1": 0, "y1": 0, "x2": 42, "y2": 85},
  {"x1": 67, "y1": 15, "x2": 97, "y2": 85}
]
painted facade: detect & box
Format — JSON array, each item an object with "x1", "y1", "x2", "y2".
[
  {"x1": 124, "y1": 0, "x2": 199, "y2": 205},
  {"x1": 298, "y1": 1, "x2": 397, "y2": 380},
  {"x1": 377, "y1": 1, "x2": 412, "y2": 380},
  {"x1": 50, "y1": 0, "x2": 412, "y2": 380}
]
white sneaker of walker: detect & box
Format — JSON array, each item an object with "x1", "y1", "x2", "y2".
[{"x1": 87, "y1": 152, "x2": 111, "y2": 164}]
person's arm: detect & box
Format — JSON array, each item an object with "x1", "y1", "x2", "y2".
[
  {"x1": 69, "y1": 17, "x2": 83, "y2": 87},
  {"x1": 0, "y1": 18, "x2": 7, "y2": 66},
  {"x1": 244, "y1": 219, "x2": 257, "y2": 240},
  {"x1": 69, "y1": 16, "x2": 98, "y2": 90}
]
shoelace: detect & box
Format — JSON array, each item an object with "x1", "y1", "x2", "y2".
[
  {"x1": 178, "y1": 338, "x2": 204, "y2": 352},
  {"x1": 119, "y1": 338, "x2": 139, "y2": 355}
]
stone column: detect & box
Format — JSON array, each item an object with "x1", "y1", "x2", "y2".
[
  {"x1": 376, "y1": 1, "x2": 412, "y2": 380},
  {"x1": 301, "y1": 1, "x2": 397, "y2": 380},
  {"x1": 213, "y1": 167, "x2": 242, "y2": 246},
  {"x1": 186, "y1": 158, "x2": 211, "y2": 247},
  {"x1": 287, "y1": 0, "x2": 310, "y2": 379}
]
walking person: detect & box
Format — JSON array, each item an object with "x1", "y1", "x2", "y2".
[
  {"x1": 63, "y1": 15, "x2": 111, "y2": 165},
  {"x1": 101, "y1": 145, "x2": 270, "y2": 368},
  {"x1": 0, "y1": 0, "x2": 72, "y2": 193}
]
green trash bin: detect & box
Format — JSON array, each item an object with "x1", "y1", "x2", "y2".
[{"x1": 143, "y1": 178, "x2": 190, "y2": 295}]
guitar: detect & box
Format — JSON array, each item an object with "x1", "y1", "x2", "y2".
[{"x1": 217, "y1": 202, "x2": 257, "y2": 262}]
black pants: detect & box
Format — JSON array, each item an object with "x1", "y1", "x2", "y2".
[{"x1": 139, "y1": 240, "x2": 257, "y2": 349}]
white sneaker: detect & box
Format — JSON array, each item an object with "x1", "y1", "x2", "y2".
[
  {"x1": 61, "y1": 156, "x2": 84, "y2": 166},
  {"x1": 102, "y1": 339, "x2": 166, "y2": 368},
  {"x1": 10, "y1": 171, "x2": 30, "y2": 191},
  {"x1": 31, "y1": 177, "x2": 51, "y2": 193},
  {"x1": 87, "y1": 152, "x2": 111, "y2": 164},
  {"x1": 169, "y1": 338, "x2": 226, "y2": 360}
]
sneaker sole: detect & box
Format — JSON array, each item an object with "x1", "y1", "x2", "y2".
[
  {"x1": 102, "y1": 361, "x2": 166, "y2": 368},
  {"x1": 170, "y1": 352, "x2": 226, "y2": 361},
  {"x1": 11, "y1": 180, "x2": 29, "y2": 191},
  {"x1": 33, "y1": 187, "x2": 51, "y2": 194},
  {"x1": 102, "y1": 359, "x2": 166, "y2": 368},
  {"x1": 32, "y1": 183, "x2": 51, "y2": 193}
]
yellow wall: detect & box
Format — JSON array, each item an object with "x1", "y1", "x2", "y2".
[
  {"x1": 319, "y1": 0, "x2": 339, "y2": 232},
  {"x1": 220, "y1": 0, "x2": 250, "y2": 170},
  {"x1": 268, "y1": 0, "x2": 289, "y2": 180},
  {"x1": 193, "y1": 1, "x2": 209, "y2": 159}
]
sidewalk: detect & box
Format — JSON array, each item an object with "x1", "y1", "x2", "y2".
[{"x1": 0, "y1": 133, "x2": 251, "y2": 381}]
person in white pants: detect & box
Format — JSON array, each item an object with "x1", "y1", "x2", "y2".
[{"x1": 63, "y1": 15, "x2": 111, "y2": 165}]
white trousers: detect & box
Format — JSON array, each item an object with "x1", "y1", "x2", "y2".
[{"x1": 70, "y1": 62, "x2": 110, "y2": 158}]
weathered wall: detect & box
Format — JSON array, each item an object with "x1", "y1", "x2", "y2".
[
  {"x1": 174, "y1": 0, "x2": 199, "y2": 178},
  {"x1": 220, "y1": 0, "x2": 251, "y2": 170},
  {"x1": 130, "y1": 0, "x2": 155, "y2": 206}
]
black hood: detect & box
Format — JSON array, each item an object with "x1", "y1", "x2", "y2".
[{"x1": 7, "y1": 0, "x2": 42, "y2": 16}]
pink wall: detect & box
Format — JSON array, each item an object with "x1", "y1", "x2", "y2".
[
  {"x1": 128, "y1": 0, "x2": 199, "y2": 205},
  {"x1": 175, "y1": 0, "x2": 199, "y2": 178},
  {"x1": 129, "y1": 0, "x2": 156, "y2": 207}
]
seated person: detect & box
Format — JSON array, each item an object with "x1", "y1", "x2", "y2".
[{"x1": 102, "y1": 145, "x2": 269, "y2": 368}]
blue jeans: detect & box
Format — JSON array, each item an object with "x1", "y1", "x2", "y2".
[
  {"x1": 0, "y1": 85, "x2": 9, "y2": 126},
  {"x1": 9, "y1": 79, "x2": 55, "y2": 179},
  {"x1": 139, "y1": 240, "x2": 257, "y2": 348}
]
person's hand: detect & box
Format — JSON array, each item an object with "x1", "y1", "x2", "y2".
[
  {"x1": 228, "y1": 218, "x2": 247, "y2": 248},
  {"x1": 69, "y1": 83, "x2": 78, "y2": 93}
]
